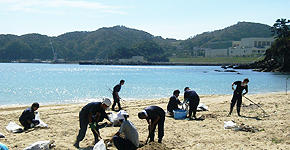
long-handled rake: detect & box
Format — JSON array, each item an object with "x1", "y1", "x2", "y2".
[{"x1": 243, "y1": 96, "x2": 269, "y2": 117}]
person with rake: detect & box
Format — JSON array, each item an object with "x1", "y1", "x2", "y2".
[{"x1": 227, "y1": 78, "x2": 249, "y2": 117}]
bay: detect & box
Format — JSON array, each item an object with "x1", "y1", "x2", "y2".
[{"x1": 0, "y1": 63, "x2": 289, "y2": 106}]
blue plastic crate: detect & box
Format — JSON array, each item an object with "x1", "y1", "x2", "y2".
[{"x1": 173, "y1": 109, "x2": 187, "y2": 119}]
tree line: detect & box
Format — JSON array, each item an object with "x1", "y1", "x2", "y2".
[{"x1": 0, "y1": 22, "x2": 274, "y2": 62}]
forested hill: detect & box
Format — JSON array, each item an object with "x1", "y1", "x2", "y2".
[
  {"x1": 180, "y1": 22, "x2": 272, "y2": 49},
  {"x1": 0, "y1": 22, "x2": 273, "y2": 62}
]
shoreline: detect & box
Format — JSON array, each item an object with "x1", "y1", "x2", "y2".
[
  {"x1": 1, "y1": 92, "x2": 290, "y2": 149},
  {"x1": 0, "y1": 91, "x2": 286, "y2": 108}
]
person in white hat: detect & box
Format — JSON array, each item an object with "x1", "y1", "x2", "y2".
[
  {"x1": 74, "y1": 98, "x2": 112, "y2": 148},
  {"x1": 112, "y1": 110, "x2": 139, "y2": 150}
]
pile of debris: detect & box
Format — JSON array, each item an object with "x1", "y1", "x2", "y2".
[{"x1": 224, "y1": 120, "x2": 259, "y2": 133}]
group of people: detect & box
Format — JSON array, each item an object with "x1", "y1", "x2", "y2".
[
  {"x1": 166, "y1": 78, "x2": 249, "y2": 119},
  {"x1": 17, "y1": 78, "x2": 249, "y2": 150}
]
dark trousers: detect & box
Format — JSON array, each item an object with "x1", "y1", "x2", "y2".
[
  {"x1": 229, "y1": 92, "x2": 242, "y2": 115},
  {"x1": 76, "y1": 112, "x2": 100, "y2": 143},
  {"x1": 20, "y1": 119, "x2": 39, "y2": 130},
  {"x1": 188, "y1": 98, "x2": 200, "y2": 118},
  {"x1": 112, "y1": 95, "x2": 121, "y2": 110},
  {"x1": 149, "y1": 113, "x2": 165, "y2": 143},
  {"x1": 113, "y1": 136, "x2": 137, "y2": 150}
]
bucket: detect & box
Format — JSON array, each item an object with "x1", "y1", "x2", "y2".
[{"x1": 173, "y1": 109, "x2": 187, "y2": 119}]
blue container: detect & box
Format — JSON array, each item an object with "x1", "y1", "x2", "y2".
[{"x1": 173, "y1": 109, "x2": 187, "y2": 119}]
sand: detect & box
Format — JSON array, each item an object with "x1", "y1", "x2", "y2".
[{"x1": 1, "y1": 92, "x2": 290, "y2": 150}]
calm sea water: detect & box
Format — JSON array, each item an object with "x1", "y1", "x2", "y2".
[{"x1": 1, "y1": 63, "x2": 289, "y2": 106}]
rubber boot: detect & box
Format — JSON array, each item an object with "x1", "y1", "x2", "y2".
[
  {"x1": 158, "y1": 137, "x2": 162, "y2": 143},
  {"x1": 227, "y1": 107, "x2": 233, "y2": 117},
  {"x1": 237, "y1": 107, "x2": 241, "y2": 116},
  {"x1": 73, "y1": 140, "x2": 80, "y2": 148}
]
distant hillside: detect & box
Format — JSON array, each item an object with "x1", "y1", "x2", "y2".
[
  {"x1": 179, "y1": 22, "x2": 272, "y2": 50},
  {"x1": 0, "y1": 22, "x2": 274, "y2": 62}
]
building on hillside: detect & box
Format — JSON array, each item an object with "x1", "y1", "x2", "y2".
[
  {"x1": 229, "y1": 37, "x2": 274, "y2": 57},
  {"x1": 204, "y1": 37, "x2": 274, "y2": 57},
  {"x1": 119, "y1": 56, "x2": 144, "y2": 63}
]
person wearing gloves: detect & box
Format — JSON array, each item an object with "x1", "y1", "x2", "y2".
[
  {"x1": 19, "y1": 102, "x2": 40, "y2": 130},
  {"x1": 112, "y1": 110, "x2": 139, "y2": 150},
  {"x1": 184, "y1": 87, "x2": 200, "y2": 120},
  {"x1": 167, "y1": 90, "x2": 182, "y2": 116},
  {"x1": 228, "y1": 78, "x2": 249, "y2": 117},
  {"x1": 74, "y1": 98, "x2": 112, "y2": 149},
  {"x1": 138, "y1": 106, "x2": 165, "y2": 143}
]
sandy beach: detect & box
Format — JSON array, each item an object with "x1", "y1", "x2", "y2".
[{"x1": 1, "y1": 92, "x2": 290, "y2": 150}]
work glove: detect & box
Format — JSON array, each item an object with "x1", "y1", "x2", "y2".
[
  {"x1": 30, "y1": 123, "x2": 35, "y2": 128},
  {"x1": 89, "y1": 123, "x2": 97, "y2": 130}
]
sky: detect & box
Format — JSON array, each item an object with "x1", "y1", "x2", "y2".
[{"x1": 0, "y1": 0, "x2": 290, "y2": 40}]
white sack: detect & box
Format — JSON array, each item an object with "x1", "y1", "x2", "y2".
[
  {"x1": 224, "y1": 121, "x2": 236, "y2": 129},
  {"x1": 197, "y1": 103, "x2": 208, "y2": 111},
  {"x1": 108, "y1": 112, "x2": 121, "y2": 127},
  {"x1": 35, "y1": 112, "x2": 48, "y2": 128},
  {"x1": 23, "y1": 140, "x2": 54, "y2": 150},
  {"x1": 6, "y1": 122, "x2": 23, "y2": 133},
  {"x1": 93, "y1": 139, "x2": 106, "y2": 150},
  {"x1": 0, "y1": 133, "x2": 4, "y2": 138}
]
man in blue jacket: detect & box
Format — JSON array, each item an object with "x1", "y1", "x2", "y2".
[
  {"x1": 184, "y1": 87, "x2": 200, "y2": 120},
  {"x1": 167, "y1": 90, "x2": 182, "y2": 115},
  {"x1": 138, "y1": 106, "x2": 165, "y2": 143},
  {"x1": 19, "y1": 102, "x2": 40, "y2": 130}
]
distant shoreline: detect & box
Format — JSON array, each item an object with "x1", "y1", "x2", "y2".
[{"x1": 1, "y1": 60, "x2": 244, "y2": 66}]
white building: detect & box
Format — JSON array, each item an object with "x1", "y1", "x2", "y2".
[{"x1": 205, "y1": 37, "x2": 274, "y2": 57}]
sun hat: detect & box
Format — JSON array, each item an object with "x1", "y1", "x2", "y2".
[{"x1": 116, "y1": 110, "x2": 129, "y2": 120}]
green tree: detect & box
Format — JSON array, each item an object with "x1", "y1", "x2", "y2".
[{"x1": 270, "y1": 18, "x2": 290, "y2": 38}]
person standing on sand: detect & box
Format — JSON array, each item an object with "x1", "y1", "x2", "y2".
[
  {"x1": 112, "y1": 80, "x2": 125, "y2": 111},
  {"x1": 112, "y1": 110, "x2": 139, "y2": 150},
  {"x1": 138, "y1": 106, "x2": 165, "y2": 143},
  {"x1": 184, "y1": 87, "x2": 200, "y2": 120},
  {"x1": 19, "y1": 102, "x2": 40, "y2": 130},
  {"x1": 228, "y1": 78, "x2": 249, "y2": 116},
  {"x1": 74, "y1": 98, "x2": 112, "y2": 149},
  {"x1": 167, "y1": 90, "x2": 182, "y2": 116}
]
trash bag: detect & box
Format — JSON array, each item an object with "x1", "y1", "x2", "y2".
[
  {"x1": 23, "y1": 140, "x2": 55, "y2": 150},
  {"x1": 35, "y1": 112, "x2": 48, "y2": 127},
  {"x1": 108, "y1": 112, "x2": 121, "y2": 127},
  {"x1": 0, "y1": 133, "x2": 4, "y2": 138},
  {"x1": 6, "y1": 122, "x2": 23, "y2": 133},
  {"x1": 93, "y1": 139, "x2": 106, "y2": 150},
  {"x1": 197, "y1": 103, "x2": 208, "y2": 111},
  {"x1": 224, "y1": 121, "x2": 236, "y2": 129}
]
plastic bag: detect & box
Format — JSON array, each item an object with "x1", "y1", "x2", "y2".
[
  {"x1": 93, "y1": 139, "x2": 106, "y2": 150},
  {"x1": 35, "y1": 112, "x2": 48, "y2": 127},
  {"x1": 23, "y1": 140, "x2": 55, "y2": 150},
  {"x1": 108, "y1": 112, "x2": 121, "y2": 127},
  {"x1": 224, "y1": 121, "x2": 236, "y2": 129},
  {"x1": 6, "y1": 122, "x2": 23, "y2": 133}
]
